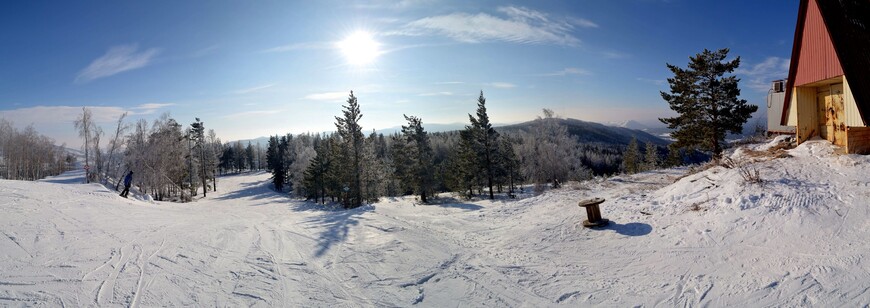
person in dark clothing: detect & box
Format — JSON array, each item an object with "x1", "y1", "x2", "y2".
[{"x1": 120, "y1": 171, "x2": 133, "y2": 198}]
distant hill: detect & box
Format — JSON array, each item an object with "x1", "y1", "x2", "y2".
[
  {"x1": 231, "y1": 119, "x2": 668, "y2": 147},
  {"x1": 499, "y1": 118, "x2": 669, "y2": 146}
]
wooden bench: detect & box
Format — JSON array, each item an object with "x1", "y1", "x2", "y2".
[{"x1": 578, "y1": 198, "x2": 609, "y2": 228}]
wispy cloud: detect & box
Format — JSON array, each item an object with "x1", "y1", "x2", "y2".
[
  {"x1": 735, "y1": 57, "x2": 790, "y2": 92},
  {"x1": 262, "y1": 42, "x2": 331, "y2": 53},
  {"x1": 233, "y1": 84, "x2": 275, "y2": 94},
  {"x1": 221, "y1": 109, "x2": 284, "y2": 119},
  {"x1": 419, "y1": 92, "x2": 454, "y2": 96},
  {"x1": 304, "y1": 92, "x2": 349, "y2": 101},
  {"x1": 392, "y1": 6, "x2": 589, "y2": 46},
  {"x1": 353, "y1": 0, "x2": 435, "y2": 10},
  {"x1": 568, "y1": 17, "x2": 599, "y2": 28},
  {"x1": 434, "y1": 81, "x2": 465, "y2": 85},
  {"x1": 75, "y1": 44, "x2": 161, "y2": 84},
  {"x1": 132, "y1": 103, "x2": 174, "y2": 115},
  {"x1": 486, "y1": 82, "x2": 517, "y2": 89},
  {"x1": 539, "y1": 67, "x2": 590, "y2": 77}
]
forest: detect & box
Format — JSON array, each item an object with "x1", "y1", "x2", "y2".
[{"x1": 1, "y1": 91, "x2": 678, "y2": 205}]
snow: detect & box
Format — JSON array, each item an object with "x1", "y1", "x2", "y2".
[{"x1": 3, "y1": 138, "x2": 870, "y2": 306}]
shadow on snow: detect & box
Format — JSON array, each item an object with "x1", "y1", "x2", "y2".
[
  {"x1": 590, "y1": 221, "x2": 653, "y2": 237},
  {"x1": 297, "y1": 204, "x2": 374, "y2": 258}
]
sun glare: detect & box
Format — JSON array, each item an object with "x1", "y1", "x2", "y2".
[{"x1": 338, "y1": 31, "x2": 381, "y2": 66}]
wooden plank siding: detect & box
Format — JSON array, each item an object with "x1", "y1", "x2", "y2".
[
  {"x1": 794, "y1": 0, "x2": 844, "y2": 86},
  {"x1": 846, "y1": 127, "x2": 870, "y2": 154},
  {"x1": 795, "y1": 87, "x2": 818, "y2": 143},
  {"x1": 843, "y1": 77, "x2": 865, "y2": 127}
]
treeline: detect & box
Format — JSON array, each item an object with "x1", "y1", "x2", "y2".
[
  {"x1": 0, "y1": 119, "x2": 73, "y2": 180},
  {"x1": 217, "y1": 140, "x2": 266, "y2": 174},
  {"x1": 74, "y1": 108, "x2": 221, "y2": 201},
  {"x1": 264, "y1": 91, "x2": 599, "y2": 208}
]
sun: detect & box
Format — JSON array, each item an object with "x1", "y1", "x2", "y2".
[{"x1": 337, "y1": 31, "x2": 381, "y2": 66}]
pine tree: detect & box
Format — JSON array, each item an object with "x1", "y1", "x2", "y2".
[
  {"x1": 190, "y1": 118, "x2": 208, "y2": 196},
  {"x1": 660, "y1": 48, "x2": 758, "y2": 158},
  {"x1": 464, "y1": 91, "x2": 499, "y2": 199},
  {"x1": 266, "y1": 136, "x2": 287, "y2": 191},
  {"x1": 334, "y1": 91, "x2": 365, "y2": 208},
  {"x1": 402, "y1": 115, "x2": 434, "y2": 203},
  {"x1": 496, "y1": 136, "x2": 521, "y2": 196},
  {"x1": 622, "y1": 137, "x2": 640, "y2": 174},
  {"x1": 644, "y1": 142, "x2": 658, "y2": 171}
]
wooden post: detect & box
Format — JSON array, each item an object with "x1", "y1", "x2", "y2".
[{"x1": 578, "y1": 198, "x2": 609, "y2": 228}]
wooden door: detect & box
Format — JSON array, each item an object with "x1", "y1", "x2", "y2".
[{"x1": 817, "y1": 84, "x2": 845, "y2": 146}]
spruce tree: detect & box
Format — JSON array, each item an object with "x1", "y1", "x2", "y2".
[
  {"x1": 464, "y1": 91, "x2": 499, "y2": 199},
  {"x1": 660, "y1": 48, "x2": 758, "y2": 158},
  {"x1": 622, "y1": 137, "x2": 640, "y2": 174},
  {"x1": 190, "y1": 118, "x2": 208, "y2": 196},
  {"x1": 401, "y1": 115, "x2": 434, "y2": 203},
  {"x1": 644, "y1": 141, "x2": 658, "y2": 171},
  {"x1": 335, "y1": 91, "x2": 364, "y2": 208}
]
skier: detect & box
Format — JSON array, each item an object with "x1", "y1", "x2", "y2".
[{"x1": 120, "y1": 171, "x2": 133, "y2": 198}]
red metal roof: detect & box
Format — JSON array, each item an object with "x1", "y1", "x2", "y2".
[{"x1": 781, "y1": 0, "x2": 870, "y2": 126}]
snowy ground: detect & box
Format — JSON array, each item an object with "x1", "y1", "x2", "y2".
[{"x1": 3, "y1": 138, "x2": 870, "y2": 306}]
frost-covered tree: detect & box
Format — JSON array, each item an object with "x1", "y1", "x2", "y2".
[
  {"x1": 74, "y1": 107, "x2": 95, "y2": 183},
  {"x1": 644, "y1": 141, "x2": 658, "y2": 171},
  {"x1": 660, "y1": 48, "x2": 758, "y2": 158},
  {"x1": 105, "y1": 112, "x2": 129, "y2": 188},
  {"x1": 0, "y1": 119, "x2": 68, "y2": 181},
  {"x1": 517, "y1": 109, "x2": 588, "y2": 189}
]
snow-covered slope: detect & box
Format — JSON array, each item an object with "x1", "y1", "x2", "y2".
[{"x1": 2, "y1": 138, "x2": 870, "y2": 306}]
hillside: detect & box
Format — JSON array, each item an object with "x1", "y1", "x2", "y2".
[
  {"x1": 500, "y1": 118, "x2": 669, "y2": 146},
  {"x1": 2, "y1": 138, "x2": 870, "y2": 306},
  {"x1": 234, "y1": 119, "x2": 667, "y2": 148}
]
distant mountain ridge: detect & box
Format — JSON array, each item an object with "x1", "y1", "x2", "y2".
[
  {"x1": 232, "y1": 119, "x2": 669, "y2": 147},
  {"x1": 499, "y1": 118, "x2": 669, "y2": 146}
]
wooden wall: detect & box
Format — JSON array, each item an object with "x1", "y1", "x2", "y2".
[
  {"x1": 843, "y1": 77, "x2": 865, "y2": 126},
  {"x1": 846, "y1": 127, "x2": 870, "y2": 154},
  {"x1": 795, "y1": 86, "x2": 818, "y2": 142}
]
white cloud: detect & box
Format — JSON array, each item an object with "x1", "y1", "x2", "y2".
[
  {"x1": 736, "y1": 57, "x2": 790, "y2": 92},
  {"x1": 394, "y1": 6, "x2": 587, "y2": 46},
  {"x1": 539, "y1": 67, "x2": 590, "y2": 77},
  {"x1": 0, "y1": 106, "x2": 130, "y2": 147},
  {"x1": 569, "y1": 17, "x2": 599, "y2": 28},
  {"x1": 75, "y1": 44, "x2": 161, "y2": 83},
  {"x1": 486, "y1": 82, "x2": 517, "y2": 89},
  {"x1": 434, "y1": 81, "x2": 465, "y2": 85},
  {"x1": 131, "y1": 103, "x2": 174, "y2": 115},
  {"x1": 134, "y1": 103, "x2": 174, "y2": 110},
  {"x1": 233, "y1": 84, "x2": 275, "y2": 94},
  {"x1": 304, "y1": 92, "x2": 349, "y2": 101},
  {"x1": 419, "y1": 92, "x2": 454, "y2": 96},
  {"x1": 221, "y1": 109, "x2": 284, "y2": 119}
]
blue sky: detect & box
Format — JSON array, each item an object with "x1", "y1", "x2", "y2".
[{"x1": 1, "y1": 0, "x2": 798, "y2": 147}]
